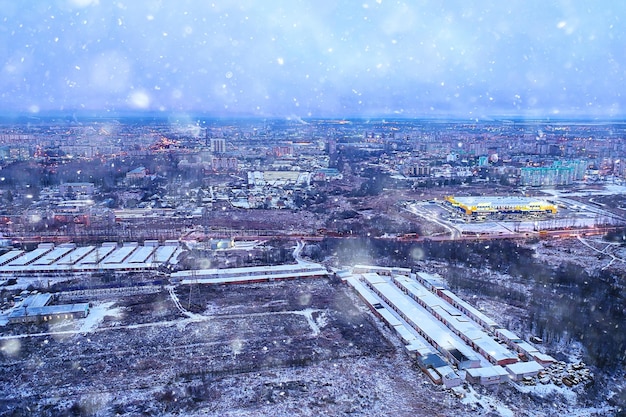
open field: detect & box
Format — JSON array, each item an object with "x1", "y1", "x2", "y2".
[
  {"x1": 1, "y1": 273, "x2": 619, "y2": 416},
  {"x1": 0, "y1": 279, "x2": 466, "y2": 417}
]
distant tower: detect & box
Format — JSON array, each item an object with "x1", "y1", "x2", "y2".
[
  {"x1": 327, "y1": 139, "x2": 338, "y2": 167},
  {"x1": 210, "y1": 138, "x2": 226, "y2": 154},
  {"x1": 326, "y1": 139, "x2": 336, "y2": 155}
]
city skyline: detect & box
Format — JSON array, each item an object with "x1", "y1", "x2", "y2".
[{"x1": 1, "y1": 1, "x2": 626, "y2": 119}]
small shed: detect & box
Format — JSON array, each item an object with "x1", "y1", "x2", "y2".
[
  {"x1": 466, "y1": 366, "x2": 510, "y2": 385},
  {"x1": 505, "y1": 361, "x2": 544, "y2": 381}
]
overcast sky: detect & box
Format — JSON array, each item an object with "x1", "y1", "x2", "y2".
[{"x1": 1, "y1": 0, "x2": 625, "y2": 119}]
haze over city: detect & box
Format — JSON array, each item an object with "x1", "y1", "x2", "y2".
[
  {"x1": 2, "y1": 0, "x2": 626, "y2": 118},
  {"x1": 1, "y1": 2, "x2": 626, "y2": 417}
]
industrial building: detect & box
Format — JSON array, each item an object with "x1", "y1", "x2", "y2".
[
  {"x1": 437, "y1": 287, "x2": 499, "y2": 332},
  {"x1": 444, "y1": 195, "x2": 557, "y2": 216},
  {"x1": 345, "y1": 273, "x2": 462, "y2": 388},
  {"x1": 171, "y1": 263, "x2": 328, "y2": 285},
  {"x1": 393, "y1": 274, "x2": 519, "y2": 366},
  {"x1": 7, "y1": 293, "x2": 89, "y2": 324},
  {"x1": 504, "y1": 361, "x2": 546, "y2": 381},
  {"x1": 344, "y1": 265, "x2": 553, "y2": 387},
  {"x1": 360, "y1": 272, "x2": 480, "y2": 370},
  {"x1": 0, "y1": 240, "x2": 182, "y2": 276},
  {"x1": 495, "y1": 328, "x2": 556, "y2": 365},
  {"x1": 247, "y1": 170, "x2": 311, "y2": 187},
  {"x1": 465, "y1": 366, "x2": 511, "y2": 385}
]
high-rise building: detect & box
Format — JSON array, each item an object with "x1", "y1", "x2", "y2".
[
  {"x1": 520, "y1": 165, "x2": 571, "y2": 186},
  {"x1": 211, "y1": 156, "x2": 238, "y2": 172},
  {"x1": 210, "y1": 138, "x2": 226, "y2": 153},
  {"x1": 406, "y1": 164, "x2": 431, "y2": 177}
]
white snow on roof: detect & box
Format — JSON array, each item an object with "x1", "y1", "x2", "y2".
[
  {"x1": 8, "y1": 247, "x2": 52, "y2": 266},
  {"x1": 126, "y1": 246, "x2": 156, "y2": 264},
  {"x1": 346, "y1": 276, "x2": 381, "y2": 306},
  {"x1": 362, "y1": 273, "x2": 481, "y2": 367},
  {"x1": 103, "y1": 246, "x2": 136, "y2": 264},
  {"x1": 394, "y1": 275, "x2": 518, "y2": 364},
  {"x1": 78, "y1": 245, "x2": 116, "y2": 264},
  {"x1": 56, "y1": 246, "x2": 95, "y2": 265},
  {"x1": 441, "y1": 289, "x2": 499, "y2": 329},
  {"x1": 172, "y1": 263, "x2": 326, "y2": 279},
  {"x1": 466, "y1": 365, "x2": 509, "y2": 378},
  {"x1": 32, "y1": 246, "x2": 75, "y2": 266},
  {"x1": 0, "y1": 242, "x2": 182, "y2": 274},
  {"x1": 505, "y1": 361, "x2": 544, "y2": 376},
  {"x1": 152, "y1": 246, "x2": 177, "y2": 264}
]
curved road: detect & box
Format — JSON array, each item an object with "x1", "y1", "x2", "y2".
[{"x1": 406, "y1": 203, "x2": 462, "y2": 239}]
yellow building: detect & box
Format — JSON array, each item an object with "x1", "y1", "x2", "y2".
[{"x1": 444, "y1": 196, "x2": 557, "y2": 216}]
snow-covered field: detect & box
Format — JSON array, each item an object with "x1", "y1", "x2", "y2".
[
  {"x1": 0, "y1": 255, "x2": 622, "y2": 416},
  {"x1": 79, "y1": 301, "x2": 122, "y2": 333}
]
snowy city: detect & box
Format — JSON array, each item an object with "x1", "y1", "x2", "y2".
[{"x1": 1, "y1": 1, "x2": 626, "y2": 417}]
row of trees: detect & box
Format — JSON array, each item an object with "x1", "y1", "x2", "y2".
[{"x1": 422, "y1": 239, "x2": 626, "y2": 369}]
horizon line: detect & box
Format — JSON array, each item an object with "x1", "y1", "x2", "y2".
[{"x1": 1, "y1": 110, "x2": 626, "y2": 123}]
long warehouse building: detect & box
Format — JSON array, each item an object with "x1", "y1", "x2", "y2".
[
  {"x1": 346, "y1": 274, "x2": 463, "y2": 387},
  {"x1": 172, "y1": 263, "x2": 328, "y2": 285},
  {"x1": 362, "y1": 272, "x2": 482, "y2": 370},
  {"x1": 346, "y1": 265, "x2": 550, "y2": 385},
  {"x1": 0, "y1": 241, "x2": 181, "y2": 275},
  {"x1": 392, "y1": 274, "x2": 519, "y2": 366}
]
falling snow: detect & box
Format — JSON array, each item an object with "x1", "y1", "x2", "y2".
[{"x1": 0, "y1": 2, "x2": 624, "y2": 117}]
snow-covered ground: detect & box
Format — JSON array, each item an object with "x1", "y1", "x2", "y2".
[
  {"x1": 540, "y1": 183, "x2": 626, "y2": 197},
  {"x1": 460, "y1": 384, "x2": 514, "y2": 417},
  {"x1": 79, "y1": 301, "x2": 122, "y2": 333},
  {"x1": 1, "y1": 248, "x2": 622, "y2": 416}
]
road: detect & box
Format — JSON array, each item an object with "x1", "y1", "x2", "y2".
[
  {"x1": 576, "y1": 235, "x2": 626, "y2": 270},
  {"x1": 405, "y1": 202, "x2": 462, "y2": 239}
]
